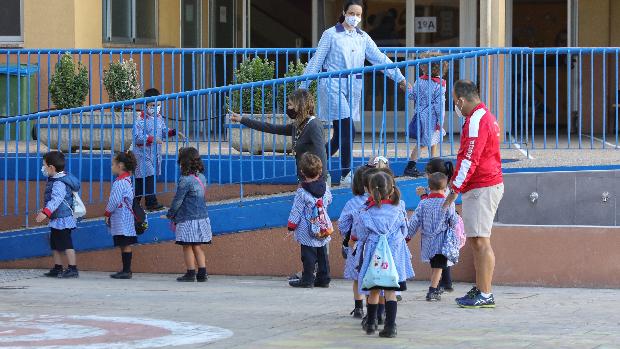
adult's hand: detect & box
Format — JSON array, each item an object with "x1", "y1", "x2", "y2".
[
  {"x1": 399, "y1": 80, "x2": 412, "y2": 93},
  {"x1": 228, "y1": 109, "x2": 242, "y2": 123}
]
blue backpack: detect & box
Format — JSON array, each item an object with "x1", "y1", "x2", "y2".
[{"x1": 361, "y1": 233, "x2": 400, "y2": 289}]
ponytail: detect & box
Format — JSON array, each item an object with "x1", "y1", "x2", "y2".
[
  {"x1": 115, "y1": 150, "x2": 137, "y2": 173},
  {"x1": 390, "y1": 185, "x2": 401, "y2": 206},
  {"x1": 444, "y1": 161, "x2": 454, "y2": 179}
]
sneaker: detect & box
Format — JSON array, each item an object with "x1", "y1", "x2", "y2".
[
  {"x1": 196, "y1": 274, "x2": 208, "y2": 282},
  {"x1": 313, "y1": 282, "x2": 330, "y2": 288},
  {"x1": 403, "y1": 166, "x2": 422, "y2": 177},
  {"x1": 350, "y1": 308, "x2": 364, "y2": 319},
  {"x1": 426, "y1": 290, "x2": 442, "y2": 302},
  {"x1": 396, "y1": 295, "x2": 403, "y2": 302},
  {"x1": 455, "y1": 286, "x2": 480, "y2": 303},
  {"x1": 44, "y1": 268, "x2": 63, "y2": 278},
  {"x1": 457, "y1": 293, "x2": 496, "y2": 309},
  {"x1": 379, "y1": 324, "x2": 397, "y2": 338},
  {"x1": 287, "y1": 272, "x2": 302, "y2": 281},
  {"x1": 176, "y1": 273, "x2": 196, "y2": 282},
  {"x1": 59, "y1": 268, "x2": 79, "y2": 279},
  {"x1": 442, "y1": 286, "x2": 455, "y2": 293},
  {"x1": 110, "y1": 271, "x2": 132, "y2": 279},
  {"x1": 340, "y1": 172, "x2": 352, "y2": 186},
  {"x1": 288, "y1": 279, "x2": 313, "y2": 288},
  {"x1": 362, "y1": 318, "x2": 378, "y2": 335}
]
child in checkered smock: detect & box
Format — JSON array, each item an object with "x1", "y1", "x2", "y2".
[
  {"x1": 105, "y1": 151, "x2": 138, "y2": 280},
  {"x1": 166, "y1": 147, "x2": 212, "y2": 283},
  {"x1": 338, "y1": 165, "x2": 371, "y2": 319},
  {"x1": 287, "y1": 153, "x2": 333, "y2": 288}
]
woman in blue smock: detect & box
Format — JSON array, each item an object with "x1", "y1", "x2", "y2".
[{"x1": 302, "y1": 0, "x2": 410, "y2": 185}]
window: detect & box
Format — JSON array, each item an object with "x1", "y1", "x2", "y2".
[
  {"x1": 103, "y1": 0, "x2": 157, "y2": 44},
  {"x1": 0, "y1": 0, "x2": 23, "y2": 43}
]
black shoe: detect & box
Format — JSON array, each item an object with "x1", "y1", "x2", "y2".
[
  {"x1": 146, "y1": 204, "x2": 164, "y2": 212},
  {"x1": 396, "y1": 295, "x2": 403, "y2": 302},
  {"x1": 362, "y1": 318, "x2": 378, "y2": 335},
  {"x1": 287, "y1": 272, "x2": 302, "y2": 281},
  {"x1": 440, "y1": 286, "x2": 454, "y2": 293},
  {"x1": 361, "y1": 315, "x2": 367, "y2": 328},
  {"x1": 176, "y1": 273, "x2": 196, "y2": 282},
  {"x1": 350, "y1": 308, "x2": 364, "y2": 319},
  {"x1": 196, "y1": 274, "x2": 208, "y2": 282},
  {"x1": 59, "y1": 268, "x2": 79, "y2": 279},
  {"x1": 44, "y1": 268, "x2": 63, "y2": 278},
  {"x1": 426, "y1": 290, "x2": 442, "y2": 302},
  {"x1": 377, "y1": 313, "x2": 384, "y2": 325},
  {"x1": 313, "y1": 281, "x2": 330, "y2": 288},
  {"x1": 379, "y1": 324, "x2": 397, "y2": 338},
  {"x1": 403, "y1": 166, "x2": 422, "y2": 177},
  {"x1": 288, "y1": 279, "x2": 313, "y2": 288},
  {"x1": 110, "y1": 271, "x2": 132, "y2": 279}
]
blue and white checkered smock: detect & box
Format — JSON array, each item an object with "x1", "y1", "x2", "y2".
[
  {"x1": 287, "y1": 187, "x2": 333, "y2": 248},
  {"x1": 104, "y1": 174, "x2": 136, "y2": 237},
  {"x1": 407, "y1": 195, "x2": 458, "y2": 263},
  {"x1": 302, "y1": 23, "x2": 406, "y2": 122},
  {"x1": 338, "y1": 194, "x2": 368, "y2": 280},
  {"x1": 409, "y1": 77, "x2": 447, "y2": 147},
  {"x1": 133, "y1": 111, "x2": 171, "y2": 178},
  {"x1": 354, "y1": 202, "x2": 415, "y2": 292}
]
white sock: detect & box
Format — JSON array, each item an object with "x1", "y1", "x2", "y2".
[{"x1": 480, "y1": 292, "x2": 492, "y2": 298}]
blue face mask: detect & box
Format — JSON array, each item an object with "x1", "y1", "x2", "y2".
[{"x1": 41, "y1": 165, "x2": 50, "y2": 177}]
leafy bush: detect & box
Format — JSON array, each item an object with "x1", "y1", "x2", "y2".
[
  {"x1": 228, "y1": 57, "x2": 276, "y2": 114},
  {"x1": 103, "y1": 58, "x2": 142, "y2": 102},
  {"x1": 277, "y1": 60, "x2": 317, "y2": 107},
  {"x1": 49, "y1": 53, "x2": 89, "y2": 110}
]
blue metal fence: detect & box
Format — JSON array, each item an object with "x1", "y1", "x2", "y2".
[{"x1": 1, "y1": 47, "x2": 619, "y2": 228}]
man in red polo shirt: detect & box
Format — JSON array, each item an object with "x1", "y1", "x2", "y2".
[{"x1": 443, "y1": 80, "x2": 504, "y2": 308}]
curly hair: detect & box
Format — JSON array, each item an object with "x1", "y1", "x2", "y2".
[
  {"x1": 114, "y1": 150, "x2": 137, "y2": 172},
  {"x1": 177, "y1": 147, "x2": 205, "y2": 176},
  {"x1": 418, "y1": 51, "x2": 449, "y2": 78},
  {"x1": 299, "y1": 152, "x2": 323, "y2": 179}
]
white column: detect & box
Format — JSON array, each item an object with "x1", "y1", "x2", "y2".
[
  {"x1": 479, "y1": 0, "x2": 506, "y2": 47},
  {"x1": 406, "y1": 0, "x2": 415, "y2": 48}
]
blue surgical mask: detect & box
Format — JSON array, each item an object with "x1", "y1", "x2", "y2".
[{"x1": 41, "y1": 165, "x2": 49, "y2": 177}]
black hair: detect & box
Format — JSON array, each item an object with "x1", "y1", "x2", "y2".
[
  {"x1": 299, "y1": 153, "x2": 323, "y2": 179},
  {"x1": 351, "y1": 166, "x2": 370, "y2": 196},
  {"x1": 338, "y1": 0, "x2": 363, "y2": 23},
  {"x1": 43, "y1": 151, "x2": 65, "y2": 172},
  {"x1": 425, "y1": 158, "x2": 454, "y2": 179},
  {"x1": 453, "y1": 80, "x2": 480, "y2": 102},
  {"x1": 178, "y1": 147, "x2": 205, "y2": 175},
  {"x1": 428, "y1": 172, "x2": 448, "y2": 191},
  {"x1": 368, "y1": 172, "x2": 401, "y2": 207},
  {"x1": 144, "y1": 88, "x2": 161, "y2": 98},
  {"x1": 114, "y1": 150, "x2": 137, "y2": 173}
]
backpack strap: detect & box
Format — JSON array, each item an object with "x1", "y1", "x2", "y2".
[{"x1": 192, "y1": 174, "x2": 206, "y2": 199}]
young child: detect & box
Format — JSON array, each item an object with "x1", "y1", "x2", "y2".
[
  {"x1": 133, "y1": 88, "x2": 180, "y2": 211},
  {"x1": 354, "y1": 171, "x2": 414, "y2": 338},
  {"x1": 416, "y1": 158, "x2": 456, "y2": 292},
  {"x1": 403, "y1": 52, "x2": 449, "y2": 177},
  {"x1": 287, "y1": 153, "x2": 333, "y2": 288},
  {"x1": 105, "y1": 151, "x2": 138, "y2": 279},
  {"x1": 166, "y1": 147, "x2": 212, "y2": 282},
  {"x1": 339, "y1": 165, "x2": 371, "y2": 318},
  {"x1": 408, "y1": 172, "x2": 459, "y2": 302},
  {"x1": 35, "y1": 151, "x2": 81, "y2": 278}
]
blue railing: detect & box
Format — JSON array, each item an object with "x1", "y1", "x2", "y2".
[{"x1": 1, "y1": 47, "x2": 619, "y2": 228}]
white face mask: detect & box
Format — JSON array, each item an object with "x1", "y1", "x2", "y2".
[
  {"x1": 345, "y1": 15, "x2": 361, "y2": 28},
  {"x1": 41, "y1": 165, "x2": 49, "y2": 177},
  {"x1": 147, "y1": 105, "x2": 161, "y2": 116},
  {"x1": 455, "y1": 99, "x2": 464, "y2": 118}
]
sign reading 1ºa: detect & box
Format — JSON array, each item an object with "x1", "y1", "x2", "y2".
[{"x1": 415, "y1": 17, "x2": 437, "y2": 33}]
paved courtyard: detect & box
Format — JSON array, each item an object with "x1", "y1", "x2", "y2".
[{"x1": 0, "y1": 271, "x2": 618, "y2": 349}]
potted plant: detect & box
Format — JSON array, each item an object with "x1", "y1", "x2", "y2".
[
  {"x1": 103, "y1": 58, "x2": 143, "y2": 103},
  {"x1": 49, "y1": 52, "x2": 89, "y2": 110}
]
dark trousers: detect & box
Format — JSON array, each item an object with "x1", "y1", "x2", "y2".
[
  {"x1": 439, "y1": 266, "x2": 453, "y2": 288},
  {"x1": 326, "y1": 118, "x2": 356, "y2": 178},
  {"x1": 300, "y1": 245, "x2": 330, "y2": 285},
  {"x1": 134, "y1": 175, "x2": 159, "y2": 207}
]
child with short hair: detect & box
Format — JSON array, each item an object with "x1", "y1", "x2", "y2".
[
  {"x1": 403, "y1": 51, "x2": 449, "y2": 177},
  {"x1": 287, "y1": 152, "x2": 333, "y2": 288},
  {"x1": 133, "y1": 88, "x2": 181, "y2": 211},
  {"x1": 36, "y1": 151, "x2": 81, "y2": 278},
  {"x1": 354, "y1": 172, "x2": 414, "y2": 338},
  {"x1": 166, "y1": 147, "x2": 212, "y2": 282},
  {"x1": 339, "y1": 165, "x2": 371, "y2": 318},
  {"x1": 408, "y1": 172, "x2": 460, "y2": 302},
  {"x1": 105, "y1": 150, "x2": 138, "y2": 279}
]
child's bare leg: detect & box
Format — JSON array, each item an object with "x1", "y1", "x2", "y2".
[
  {"x1": 430, "y1": 267, "x2": 442, "y2": 288},
  {"x1": 52, "y1": 250, "x2": 63, "y2": 266},
  {"x1": 121, "y1": 246, "x2": 132, "y2": 253},
  {"x1": 430, "y1": 144, "x2": 439, "y2": 158},
  {"x1": 384, "y1": 290, "x2": 397, "y2": 302},
  {"x1": 408, "y1": 146, "x2": 419, "y2": 161},
  {"x1": 65, "y1": 249, "x2": 76, "y2": 266},
  {"x1": 368, "y1": 290, "x2": 380, "y2": 304},
  {"x1": 192, "y1": 245, "x2": 206, "y2": 268},
  {"x1": 353, "y1": 280, "x2": 364, "y2": 300},
  {"x1": 182, "y1": 245, "x2": 196, "y2": 270}
]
